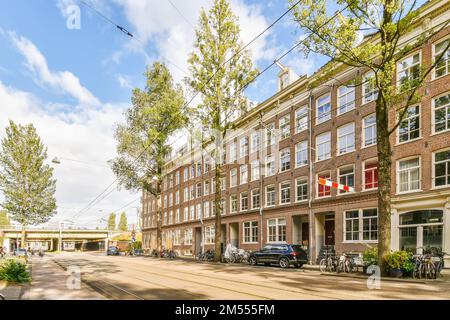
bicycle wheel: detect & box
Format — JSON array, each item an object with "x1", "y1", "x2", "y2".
[{"x1": 319, "y1": 259, "x2": 327, "y2": 273}]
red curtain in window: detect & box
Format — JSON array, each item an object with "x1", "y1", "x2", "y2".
[{"x1": 364, "y1": 163, "x2": 378, "y2": 189}]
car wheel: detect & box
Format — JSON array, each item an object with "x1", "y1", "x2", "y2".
[
  {"x1": 249, "y1": 256, "x2": 257, "y2": 266},
  {"x1": 279, "y1": 257, "x2": 289, "y2": 269},
  {"x1": 296, "y1": 263, "x2": 303, "y2": 268}
]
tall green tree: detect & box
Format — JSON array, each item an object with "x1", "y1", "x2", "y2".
[
  {"x1": 187, "y1": 0, "x2": 258, "y2": 261},
  {"x1": 118, "y1": 212, "x2": 128, "y2": 231},
  {"x1": 111, "y1": 62, "x2": 186, "y2": 250},
  {"x1": 0, "y1": 210, "x2": 11, "y2": 229},
  {"x1": 0, "y1": 120, "x2": 57, "y2": 247},
  {"x1": 107, "y1": 212, "x2": 116, "y2": 231},
  {"x1": 290, "y1": 0, "x2": 450, "y2": 271}
]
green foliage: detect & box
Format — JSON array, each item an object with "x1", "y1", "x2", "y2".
[
  {"x1": 131, "y1": 241, "x2": 142, "y2": 251},
  {"x1": 107, "y1": 213, "x2": 116, "y2": 231},
  {"x1": 118, "y1": 212, "x2": 128, "y2": 231},
  {"x1": 0, "y1": 121, "x2": 57, "y2": 226},
  {"x1": 384, "y1": 251, "x2": 412, "y2": 271},
  {"x1": 0, "y1": 258, "x2": 31, "y2": 283},
  {"x1": 362, "y1": 247, "x2": 378, "y2": 266},
  {"x1": 110, "y1": 62, "x2": 186, "y2": 195},
  {"x1": 0, "y1": 210, "x2": 11, "y2": 229}
]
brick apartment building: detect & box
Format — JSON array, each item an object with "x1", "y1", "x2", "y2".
[{"x1": 141, "y1": 0, "x2": 450, "y2": 265}]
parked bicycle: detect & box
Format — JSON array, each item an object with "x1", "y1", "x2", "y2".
[
  {"x1": 319, "y1": 252, "x2": 339, "y2": 273},
  {"x1": 196, "y1": 249, "x2": 215, "y2": 262},
  {"x1": 412, "y1": 247, "x2": 447, "y2": 279}
]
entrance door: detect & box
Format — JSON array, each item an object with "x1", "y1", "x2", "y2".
[
  {"x1": 301, "y1": 223, "x2": 309, "y2": 246},
  {"x1": 324, "y1": 220, "x2": 335, "y2": 245}
]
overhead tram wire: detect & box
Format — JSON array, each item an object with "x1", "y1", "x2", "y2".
[
  {"x1": 81, "y1": 197, "x2": 141, "y2": 227},
  {"x1": 70, "y1": 2, "x2": 349, "y2": 225},
  {"x1": 79, "y1": 0, "x2": 188, "y2": 76},
  {"x1": 167, "y1": 0, "x2": 195, "y2": 30}
]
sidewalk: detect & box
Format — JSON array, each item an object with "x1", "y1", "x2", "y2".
[{"x1": 24, "y1": 256, "x2": 104, "y2": 300}]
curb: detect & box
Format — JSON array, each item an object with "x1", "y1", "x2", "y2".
[{"x1": 318, "y1": 271, "x2": 445, "y2": 284}]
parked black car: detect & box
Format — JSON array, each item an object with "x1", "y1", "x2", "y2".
[
  {"x1": 107, "y1": 246, "x2": 120, "y2": 256},
  {"x1": 248, "y1": 244, "x2": 308, "y2": 268}
]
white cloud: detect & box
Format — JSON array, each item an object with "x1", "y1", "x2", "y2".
[
  {"x1": 0, "y1": 81, "x2": 138, "y2": 227},
  {"x1": 117, "y1": 74, "x2": 132, "y2": 89},
  {"x1": 113, "y1": 0, "x2": 273, "y2": 83},
  {"x1": 9, "y1": 32, "x2": 100, "y2": 106},
  {"x1": 286, "y1": 55, "x2": 316, "y2": 76}
]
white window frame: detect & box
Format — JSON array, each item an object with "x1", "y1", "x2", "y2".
[
  {"x1": 265, "y1": 123, "x2": 275, "y2": 147},
  {"x1": 243, "y1": 221, "x2": 258, "y2": 244},
  {"x1": 229, "y1": 142, "x2": 237, "y2": 162},
  {"x1": 240, "y1": 164, "x2": 248, "y2": 185},
  {"x1": 295, "y1": 141, "x2": 308, "y2": 167},
  {"x1": 251, "y1": 132, "x2": 260, "y2": 153},
  {"x1": 203, "y1": 201, "x2": 210, "y2": 218},
  {"x1": 295, "y1": 177, "x2": 308, "y2": 202},
  {"x1": 204, "y1": 226, "x2": 215, "y2": 244},
  {"x1": 267, "y1": 218, "x2": 287, "y2": 243},
  {"x1": 397, "y1": 156, "x2": 421, "y2": 194},
  {"x1": 230, "y1": 168, "x2": 238, "y2": 187},
  {"x1": 316, "y1": 93, "x2": 331, "y2": 124},
  {"x1": 363, "y1": 159, "x2": 378, "y2": 191},
  {"x1": 362, "y1": 114, "x2": 377, "y2": 148},
  {"x1": 338, "y1": 165, "x2": 355, "y2": 194},
  {"x1": 280, "y1": 148, "x2": 291, "y2": 172},
  {"x1": 432, "y1": 148, "x2": 450, "y2": 188},
  {"x1": 316, "y1": 131, "x2": 331, "y2": 161},
  {"x1": 337, "y1": 123, "x2": 355, "y2": 155},
  {"x1": 432, "y1": 36, "x2": 450, "y2": 80},
  {"x1": 295, "y1": 105, "x2": 308, "y2": 133},
  {"x1": 230, "y1": 194, "x2": 238, "y2": 213},
  {"x1": 251, "y1": 189, "x2": 260, "y2": 209},
  {"x1": 265, "y1": 185, "x2": 276, "y2": 207},
  {"x1": 240, "y1": 192, "x2": 249, "y2": 211},
  {"x1": 251, "y1": 159, "x2": 260, "y2": 181},
  {"x1": 240, "y1": 136, "x2": 249, "y2": 158},
  {"x1": 396, "y1": 51, "x2": 421, "y2": 91},
  {"x1": 265, "y1": 154, "x2": 275, "y2": 176},
  {"x1": 317, "y1": 172, "x2": 331, "y2": 198},
  {"x1": 362, "y1": 71, "x2": 379, "y2": 105},
  {"x1": 279, "y1": 181, "x2": 291, "y2": 204},
  {"x1": 343, "y1": 208, "x2": 378, "y2": 243},
  {"x1": 432, "y1": 91, "x2": 450, "y2": 134},
  {"x1": 337, "y1": 85, "x2": 355, "y2": 115},
  {"x1": 397, "y1": 105, "x2": 421, "y2": 144},
  {"x1": 279, "y1": 114, "x2": 290, "y2": 139}
]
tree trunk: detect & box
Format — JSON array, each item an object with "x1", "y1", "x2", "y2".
[
  {"x1": 214, "y1": 162, "x2": 222, "y2": 262},
  {"x1": 21, "y1": 225, "x2": 26, "y2": 249},
  {"x1": 156, "y1": 195, "x2": 162, "y2": 252},
  {"x1": 376, "y1": 99, "x2": 392, "y2": 274}
]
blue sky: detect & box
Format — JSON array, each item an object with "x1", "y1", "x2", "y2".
[{"x1": 0, "y1": 0, "x2": 327, "y2": 227}]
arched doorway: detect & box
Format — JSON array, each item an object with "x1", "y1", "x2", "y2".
[{"x1": 399, "y1": 210, "x2": 443, "y2": 254}]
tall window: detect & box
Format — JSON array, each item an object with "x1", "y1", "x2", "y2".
[
  {"x1": 316, "y1": 132, "x2": 331, "y2": 161},
  {"x1": 338, "y1": 123, "x2": 355, "y2": 155},
  {"x1": 397, "y1": 52, "x2": 421, "y2": 91},
  {"x1": 241, "y1": 192, "x2": 248, "y2": 211},
  {"x1": 296, "y1": 141, "x2": 308, "y2": 167},
  {"x1": 229, "y1": 142, "x2": 237, "y2": 162},
  {"x1": 338, "y1": 166, "x2": 355, "y2": 194},
  {"x1": 184, "y1": 187, "x2": 189, "y2": 203},
  {"x1": 168, "y1": 211, "x2": 173, "y2": 225},
  {"x1": 363, "y1": 71, "x2": 378, "y2": 104},
  {"x1": 251, "y1": 132, "x2": 260, "y2": 153},
  {"x1": 433, "y1": 93, "x2": 450, "y2": 133},
  {"x1": 363, "y1": 114, "x2": 377, "y2": 147},
  {"x1": 280, "y1": 182, "x2": 291, "y2": 204},
  {"x1": 196, "y1": 163, "x2": 202, "y2": 176},
  {"x1": 183, "y1": 207, "x2": 188, "y2": 221},
  {"x1": 345, "y1": 209, "x2": 378, "y2": 242},
  {"x1": 398, "y1": 105, "x2": 420, "y2": 142},
  {"x1": 175, "y1": 190, "x2": 180, "y2": 205},
  {"x1": 434, "y1": 38, "x2": 450, "y2": 78},
  {"x1": 204, "y1": 157, "x2": 210, "y2": 173},
  {"x1": 266, "y1": 123, "x2": 275, "y2": 146},
  {"x1": 251, "y1": 160, "x2": 260, "y2": 181},
  {"x1": 240, "y1": 136, "x2": 249, "y2": 158},
  {"x1": 190, "y1": 163, "x2": 195, "y2": 178},
  {"x1": 230, "y1": 168, "x2": 238, "y2": 187},
  {"x1": 363, "y1": 160, "x2": 378, "y2": 190},
  {"x1": 398, "y1": 157, "x2": 421, "y2": 193},
  {"x1": 173, "y1": 229, "x2": 181, "y2": 245},
  {"x1": 175, "y1": 209, "x2": 180, "y2": 223},
  {"x1": 184, "y1": 229, "x2": 193, "y2": 245},
  {"x1": 251, "y1": 189, "x2": 260, "y2": 209},
  {"x1": 183, "y1": 167, "x2": 189, "y2": 181},
  {"x1": 204, "y1": 181, "x2": 210, "y2": 196},
  {"x1": 280, "y1": 148, "x2": 291, "y2": 172},
  {"x1": 434, "y1": 149, "x2": 450, "y2": 187},
  {"x1": 189, "y1": 206, "x2": 195, "y2": 220},
  {"x1": 243, "y1": 221, "x2": 258, "y2": 243},
  {"x1": 266, "y1": 154, "x2": 275, "y2": 176},
  {"x1": 280, "y1": 114, "x2": 290, "y2": 139},
  {"x1": 240, "y1": 165, "x2": 248, "y2": 184},
  {"x1": 317, "y1": 94, "x2": 331, "y2": 124},
  {"x1": 296, "y1": 178, "x2": 308, "y2": 201},
  {"x1": 295, "y1": 106, "x2": 308, "y2": 132},
  {"x1": 338, "y1": 85, "x2": 355, "y2": 115},
  {"x1": 204, "y1": 201, "x2": 210, "y2": 218},
  {"x1": 196, "y1": 183, "x2": 202, "y2": 198},
  {"x1": 265, "y1": 185, "x2": 275, "y2": 206},
  {"x1": 230, "y1": 195, "x2": 238, "y2": 213},
  {"x1": 205, "y1": 226, "x2": 215, "y2": 244},
  {"x1": 317, "y1": 172, "x2": 331, "y2": 197},
  {"x1": 175, "y1": 171, "x2": 180, "y2": 185},
  {"x1": 196, "y1": 203, "x2": 201, "y2": 220},
  {"x1": 267, "y1": 218, "x2": 286, "y2": 242}
]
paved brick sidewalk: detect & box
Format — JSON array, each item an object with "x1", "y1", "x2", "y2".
[{"x1": 24, "y1": 256, "x2": 104, "y2": 300}]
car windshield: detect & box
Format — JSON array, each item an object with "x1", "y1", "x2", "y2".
[{"x1": 108, "y1": 247, "x2": 117, "y2": 250}]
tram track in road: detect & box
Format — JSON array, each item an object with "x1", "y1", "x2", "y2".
[{"x1": 55, "y1": 254, "x2": 348, "y2": 300}]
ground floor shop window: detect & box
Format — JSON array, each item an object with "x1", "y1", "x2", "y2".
[
  {"x1": 205, "y1": 226, "x2": 215, "y2": 244},
  {"x1": 267, "y1": 218, "x2": 286, "y2": 242},
  {"x1": 344, "y1": 208, "x2": 378, "y2": 242},
  {"x1": 243, "y1": 221, "x2": 258, "y2": 243},
  {"x1": 399, "y1": 210, "x2": 443, "y2": 254}
]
